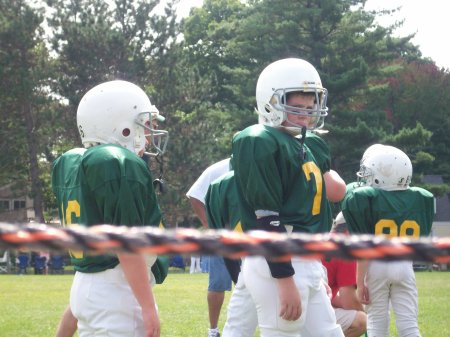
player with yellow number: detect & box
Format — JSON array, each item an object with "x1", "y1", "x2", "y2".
[
  {"x1": 52, "y1": 80, "x2": 168, "y2": 337},
  {"x1": 231, "y1": 58, "x2": 346, "y2": 337},
  {"x1": 341, "y1": 144, "x2": 435, "y2": 337}
]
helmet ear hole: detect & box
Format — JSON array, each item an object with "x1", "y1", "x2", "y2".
[
  {"x1": 374, "y1": 179, "x2": 380, "y2": 185},
  {"x1": 122, "y1": 128, "x2": 131, "y2": 137}
]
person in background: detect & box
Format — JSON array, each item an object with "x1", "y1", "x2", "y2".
[
  {"x1": 186, "y1": 158, "x2": 233, "y2": 337},
  {"x1": 190, "y1": 255, "x2": 202, "y2": 273},
  {"x1": 322, "y1": 212, "x2": 367, "y2": 337}
]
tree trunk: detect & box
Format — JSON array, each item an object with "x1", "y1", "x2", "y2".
[{"x1": 23, "y1": 102, "x2": 44, "y2": 223}]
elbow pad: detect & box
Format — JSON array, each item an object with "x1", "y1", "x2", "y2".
[{"x1": 256, "y1": 216, "x2": 295, "y2": 278}]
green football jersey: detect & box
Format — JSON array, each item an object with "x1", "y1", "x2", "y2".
[
  {"x1": 52, "y1": 144, "x2": 162, "y2": 273},
  {"x1": 205, "y1": 171, "x2": 246, "y2": 232},
  {"x1": 342, "y1": 186, "x2": 435, "y2": 237},
  {"x1": 232, "y1": 125, "x2": 332, "y2": 234}
]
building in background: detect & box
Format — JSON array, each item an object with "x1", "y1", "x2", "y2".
[
  {"x1": 0, "y1": 184, "x2": 34, "y2": 223},
  {"x1": 421, "y1": 175, "x2": 450, "y2": 270}
]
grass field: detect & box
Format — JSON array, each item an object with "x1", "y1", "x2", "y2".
[{"x1": 0, "y1": 270, "x2": 449, "y2": 337}]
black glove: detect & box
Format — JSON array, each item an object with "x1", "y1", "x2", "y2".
[{"x1": 256, "y1": 216, "x2": 295, "y2": 279}]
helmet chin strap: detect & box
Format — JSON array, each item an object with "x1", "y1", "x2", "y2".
[
  {"x1": 152, "y1": 153, "x2": 166, "y2": 194},
  {"x1": 297, "y1": 126, "x2": 307, "y2": 160},
  {"x1": 278, "y1": 120, "x2": 307, "y2": 159}
]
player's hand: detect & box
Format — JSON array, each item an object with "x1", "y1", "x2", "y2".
[
  {"x1": 143, "y1": 307, "x2": 160, "y2": 337},
  {"x1": 323, "y1": 280, "x2": 332, "y2": 300},
  {"x1": 277, "y1": 276, "x2": 302, "y2": 321},
  {"x1": 357, "y1": 284, "x2": 370, "y2": 305}
]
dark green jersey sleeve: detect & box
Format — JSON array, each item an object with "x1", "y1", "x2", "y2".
[
  {"x1": 342, "y1": 186, "x2": 435, "y2": 237},
  {"x1": 205, "y1": 171, "x2": 243, "y2": 231}
]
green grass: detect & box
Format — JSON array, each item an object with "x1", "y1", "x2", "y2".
[
  {"x1": 389, "y1": 271, "x2": 450, "y2": 337},
  {"x1": 0, "y1": 271, "x2": 449, "y2": 337}
]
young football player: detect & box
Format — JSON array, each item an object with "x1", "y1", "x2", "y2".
[
  {"x1": 231, "y1": 58, "x2": 346, "y2": 337},
  {"x1": 52, "y1": 80, "x2": 168, "y2": 337},
  {"x1": 186, "y1": 158, "x2": 233, "y2": 337},
  {"x1": 342, "y1": 145, "x2": 434, "y2": 337},
  {"x1": 322, "y1": 212, "x2": 367, "y2": 337}
]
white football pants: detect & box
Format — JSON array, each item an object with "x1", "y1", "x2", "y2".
[
  {"x1": 223, "y1": 271, "x2": 258, "y2": 337},
  {"x1": 365, "y1": 260, "x2": 421, "y2": 337},
  {"x1": 241, "y1": 256, "x2": 344, "y2": 337},
  {"x1": 71, "y1": 264, "x2": 155, "y2": 337}
]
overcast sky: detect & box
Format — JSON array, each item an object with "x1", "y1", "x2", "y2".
[
  {"x1": 365, "y1": 0, "x2": 450, "y2": 69},
  {"x1": 171, "y1": 0, "x2": 450, "y2": 69}
]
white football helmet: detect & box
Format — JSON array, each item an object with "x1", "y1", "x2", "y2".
[
  {"x1": 361, "y1": 143, "x2": 385, "y2": 163},
  {"x1": 256, "y1": 58, "x2": 328, "y2": 131},
  {"x1": 77, "y1": 80, "x2": 168, "y2": 156},
  {"x1": 357, "y1": 146, "x2": 412, "y2": 191}
]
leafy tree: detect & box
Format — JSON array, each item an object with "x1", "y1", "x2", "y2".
[
  {"x1": 383, "y1": 61, "x2": 450, "y2": 181},
  {"x1": 45, "y1": 0, "x2": 179, "y2": 149},
  {"x1": 3, "y1": 0, "x2": 447, "y2": 226},
  {"x1": 0, "y1": 0, "x2": 60, "y2": 222},
  {"x1": 43, "y1": 0, "x2": 187, "y2": 224},
  {"x1": 180, "y1": 0, "x2": 422, "y2": 184}
]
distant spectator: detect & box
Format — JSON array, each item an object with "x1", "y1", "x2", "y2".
[
  {"x1": 322, "y1": 212, "x2": 367, "y2": 337},
  {"x1": 190, "y1": 255, "x2": 201, "y2": 273}
]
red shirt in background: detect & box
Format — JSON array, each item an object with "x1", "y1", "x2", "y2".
[{"x1": 322, "y1": 258, "x2": 357, "y2": 300}]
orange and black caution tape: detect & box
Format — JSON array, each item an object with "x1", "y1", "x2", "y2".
[{"x1": 1, "y1": 222, "x2": 449, "y2": 262}]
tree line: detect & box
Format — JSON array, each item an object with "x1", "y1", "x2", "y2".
[{"x1": 1, "y1": 0, "x2": 449, "y2": 226}]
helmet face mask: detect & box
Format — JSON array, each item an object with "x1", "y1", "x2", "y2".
[
  {"x1": 136, "y1": 111, "x2": 169, "y2": 157},
  {"x1": 357, "y1": 146, "x2": 412, "y2": 191},
  {"x1": 77, "y1": 80, "x2": 168, "y2": 156},
  {"x1": 256, "y1": 58, "x2": 328, "y2": 131},
  {"x1": 356, "y1": 163, "x2": 372, "y2": 186}
]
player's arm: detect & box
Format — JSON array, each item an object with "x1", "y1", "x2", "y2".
[
  {"x1": 55, "y1": 305, "x2": 77, "y2": 337},
  {"x1": 356, "y1": 260, "x2": 370, "y2": 305},
  {"x1": 332, "y1": 286, "x2": 364, "y2": 311},
  {"x1": 188, "y1": 197, "x2": 208, "y2": 229},
  {"x1": 119, "y1": 254, "x2": 160, "y2": 337},
  {"x1": 324, "y1": 169, "x2": 346, "y2": 202},
  {"x1": 277, "y1": 276, "x2": 302, "y2": 321}
]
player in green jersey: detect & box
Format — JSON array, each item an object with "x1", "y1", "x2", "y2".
[
  {"x1": 231, "y1": 58, "x2": 346, "y2": 337},
  {"x1": 52, "y1": 80, "x2": 168, "y2": 337},
  {"x1": 206, "y1": 130, "x2": 346, "y2": 337},
  {"x1": 341, "y1": 145, "x2": 435, "y2": 337},
  {"x1": 205, "y1": 170, "x2": 256, "y2": 337},
  {"x1": 187, "y1": 158, "x2": 233, "y2": 337}
]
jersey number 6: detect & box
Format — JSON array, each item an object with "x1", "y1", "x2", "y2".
[{"x1": 61, "y1": 200, "x2": 84, "y2": 259}]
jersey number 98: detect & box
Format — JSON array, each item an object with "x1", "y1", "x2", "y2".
[{"x1": 375, "y1": 219, "x2": 420, "y2": 238}]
